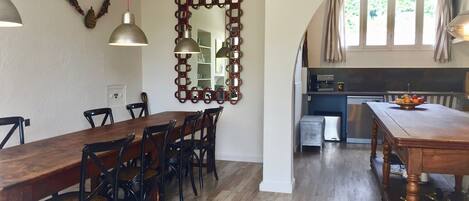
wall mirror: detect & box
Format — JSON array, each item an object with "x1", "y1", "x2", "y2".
[{"x1": 174, "y1": 0, "x2": 243, "y2": 104}]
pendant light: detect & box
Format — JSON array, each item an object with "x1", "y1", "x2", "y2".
[
  {"x1": 447, "y1": 11, "x2": 469, "y2": 42},
  {"x1": 109, "y1": 0, "x2": 148, "y2": 46},
  {"x1": 0, "y1": 0, "x2": 22, "y2": 27},
  {"x1": 174, "y1": 29, "x2": 200, "y2": 54},
  {"x1": 174, "y1": 3, "x2": 200, "y2": 54},
  {"x1": 216, "y1": 11, "x2": 230, "y2": 58}
]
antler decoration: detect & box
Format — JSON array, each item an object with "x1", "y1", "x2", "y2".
[
  {"x1": 67, "y1": 0, "x2": 111, "y2": 29},
  {"x1": 68, "y1": 0, "x2": 84, "y2": 15},
  {"x1": 96, "y1": 0, "x2": 111, "y2": 19}
]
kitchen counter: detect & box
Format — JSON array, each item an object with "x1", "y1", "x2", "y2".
[
  {"x1": 307, "y1": 91, "x2": 388, "y2": 96},
  {"x1": 307, "y1": 91, "x2": 465, "y2": 96}
]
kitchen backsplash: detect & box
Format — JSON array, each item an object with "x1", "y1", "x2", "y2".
[{"x1": 308, "y1": 68, "x2": 469, "y2": 92}]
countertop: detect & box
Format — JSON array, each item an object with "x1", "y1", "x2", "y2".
[{"x1": 306, "y1": 91, "x2": 465, "y2": 96}]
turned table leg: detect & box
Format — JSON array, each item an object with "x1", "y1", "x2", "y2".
[
  {"x1": 382, "y1": 138, "x2": 391, "y2": 189},
  {"x1": 371, "y1": 119, "x2": 378, "y2": 165},
  {"x1": 455, "y1": 175, "x2": 463, "y2": 193},
  {"x1": 406, "y1": 174, "x2": 420, "y2": 201}
]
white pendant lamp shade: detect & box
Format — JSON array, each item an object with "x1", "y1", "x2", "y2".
[
  {"x1": 447, "y1": 11, "x2": 469, "y2": 42},
  {"x1": 174, "y1": 29, "x2": 200, "y2": 54},
  {"x1": 0, "y1": 0, "x2": 22, "y2": 27},
  {"x1": 109, "y1": 11, "x2": 148, "y2": 46}
]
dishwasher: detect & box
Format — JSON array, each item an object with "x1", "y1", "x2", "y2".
[{"x1": 347, "y1": 96, "x2": 384, "y2": 143}]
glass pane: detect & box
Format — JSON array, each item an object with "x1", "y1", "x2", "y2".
[
  {"x1": 423, "y1": 0, "x2": 436, "y2": 45},
  {"x1": 345, "y1": 0, "x2": 360, "y2": 46},
  {"x1": 394, "y1": 0, "x2": 416, "y2": 45},
  {"x1": 367, "y1": 0, "x2": 388, "y2": 45}
]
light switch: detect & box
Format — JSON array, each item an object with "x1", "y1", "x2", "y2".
[{"x1": 107, "y1": 85, "x2": 126, "y2": 107}]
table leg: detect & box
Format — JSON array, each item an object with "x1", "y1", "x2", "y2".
[
  {"x1": 406, "y1": 174, "x2": 420, "y2": 201},
  {"x1": 371, "y1": 119, "x2": 378, "y2": 165},
  {"x1": 382, "y1": 138, "x2": 390, "y2": 189},
  {"x1": 455, "y1": 175, "x2": 463, "y2": 193}
]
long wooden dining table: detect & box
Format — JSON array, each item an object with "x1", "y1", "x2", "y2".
[
  {"x1": 0, "y1": 111, "x2": 196, "y2": 201},
  {"x1": 368, "y1": 102, "x2": 469, "y2": 201}
]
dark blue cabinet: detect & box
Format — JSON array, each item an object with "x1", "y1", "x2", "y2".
[{"x1": 308, "y1": 95, "x2": 347, "y2": 141}]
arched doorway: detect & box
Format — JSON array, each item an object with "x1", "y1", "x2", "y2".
[{"x1": 260, "y1": 0, "x2": 326, "y2": 193}]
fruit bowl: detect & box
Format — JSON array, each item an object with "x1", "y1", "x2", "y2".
[
  {"x1": 392, "y1": 102, "x2": 423, "y2": 110},
  {"x1": 392, "y1": 95, "x2": 426, "y2": 110}
]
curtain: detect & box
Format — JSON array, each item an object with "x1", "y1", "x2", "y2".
[
  {"x1": 302, "y1": 32, "x2": 309, "y2": 67},
  {"x1": 434, "y1": 0, "x2": 453, "y2": 63},
  {"x1": 324, "y1": 0, "x2": 346, "y2": 63}
]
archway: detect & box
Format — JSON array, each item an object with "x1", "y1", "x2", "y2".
[{"x1": 260, "y1": 0, "x2": 326, "y2": 193}]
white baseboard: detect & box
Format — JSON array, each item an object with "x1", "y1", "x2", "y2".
[
  {"x1": 216, "y1": 152, "x2": 262, "y2": 163},
  {"x1": 259, "y1": 178, "x2": 295, "y2": 194}
]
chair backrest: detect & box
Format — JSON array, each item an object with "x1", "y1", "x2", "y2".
[
  {"x1": 0, "y1": 116, "x2": 25, "y2": 149},
  {"x1": 384, "y1": 93, "x2": 458, "y2": 109},
  {"x1": 201, "y1": 107, "x2": 224, "y2": 143},
  {"x1": 126, "y1": 103, "x2": 148, "y2": 119},
  {"x1": 79, "y1": 134, "x2": 135, "y2": 201},
  {"x1": 179, "y1": 112, "x2": 203, "y2": 148},
  {"x1": 139, "y1": 120, "x2": 176, "y2": 200},
  {"x1": 83, "y1": 108, "x2": 114, "y2": 128},
  {"x1": 140, "y1": 92, "x2": 150, "y2": 117}
]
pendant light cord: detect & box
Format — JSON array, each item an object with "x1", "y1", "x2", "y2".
[
  {"x1": 185, "y1": 3, "x2": 190, "y2": 30},
  {"x1": 127, "y1": 0, "x2": 131, "y2": 11}
]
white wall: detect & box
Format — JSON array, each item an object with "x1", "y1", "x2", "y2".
[
  {"x1": 307, "y1": 1, "x2": 469, "y2": 68},
  {"x1": 307, "y1": 1, "x2": 327, "y2": 67},
  {"x1": 261, "y1": 0, "x2": 324, "y2": 193},
  {"x1": 141, "y1": 0, "x2": 265, "y2": 163},
  {"x1": 293, "y1": 37, "x2": 305, "y2": 152},
  {"x1": 0, "y1": 0, "x2": 143, "y2": 147}
]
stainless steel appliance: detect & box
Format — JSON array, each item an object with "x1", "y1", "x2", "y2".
[
  {"x1": 311, "y1": 74, "x2": 335, "y2": 92},
  {"x1": 347, "y1": 96, "x2": 384, "y2": 143}
]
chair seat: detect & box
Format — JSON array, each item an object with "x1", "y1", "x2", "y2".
[
  {"x1": 47, "y1": 192, "x2": 107, "y2": 201},
  {"x1": 118, "y1": 167, "x2": 159, "y2": 181}
]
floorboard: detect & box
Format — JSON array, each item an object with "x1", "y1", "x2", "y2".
[{"x1": 166, "y1": 143, "x2": 382, "y2": 201}]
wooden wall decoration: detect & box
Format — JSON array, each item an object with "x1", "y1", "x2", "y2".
[
  {"x1": 174, "y1": 0, "x2": 243, "y2": 105},
  {"x1": 68, "y1": 0, "x2": 111, "y2": 29}
]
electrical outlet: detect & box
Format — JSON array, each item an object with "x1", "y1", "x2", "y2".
[
  {"x1": 107, "y1": 85, "x2": 127, "y2": 107},
  {"x1": 24, "y1": 119, "x2": 30, "y2": 127}
]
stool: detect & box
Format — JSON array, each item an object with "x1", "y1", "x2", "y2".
[{"x1": 300, "y1": 116, "x2": 325, "y2": 151}]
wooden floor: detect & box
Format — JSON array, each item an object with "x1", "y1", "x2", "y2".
[{"x1": 166, "y1": 143, "x2": 382, "y2": 201}]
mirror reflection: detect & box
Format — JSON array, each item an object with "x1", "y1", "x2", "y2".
[{"x1": 187, "y1": 7, "x2": 229, "y2": 91}]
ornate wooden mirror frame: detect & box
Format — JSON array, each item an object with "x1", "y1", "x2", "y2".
[{"x1": 174, "y1": 0, "x2": 243, "y2": 104}]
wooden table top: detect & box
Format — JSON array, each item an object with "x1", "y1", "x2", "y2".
[
  {"x1": 0, "y1": 111, "x2": 193, "y2": 195},
  {"x1": 367, "y1": 102, "x2": 469, "y2": 149}
]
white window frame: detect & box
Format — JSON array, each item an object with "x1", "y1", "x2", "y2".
[{"x1": 347, "y1": 0, "x2": 434, "y2": 51}]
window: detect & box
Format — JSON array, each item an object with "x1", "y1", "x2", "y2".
[
  {"x1": 394, "y1": 0, "x2": 416, "y2": 45},
  {"x1": 422, "y1": 0, "x2": 437, "y2": 45},
  {"x1": 366, "y1": 0, "x2": 388, "y2": 45},
  {"x1": 344, "y1": 0, "x2": 360, "y2": 46},
  {"x1": 344, "y1": 0, "x2": 437, "y2": 48}
]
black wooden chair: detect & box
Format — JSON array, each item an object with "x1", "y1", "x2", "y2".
[
  {"x1": 118, "y1": 120, "x2": 176, "y2": 201},
  {"x1": 195, "y1": 107, "x2": 223, "y2": 186},
  {"x1": 48, "y1": 134, "x2": 135, "y2": 201},
  {"x1": 140, "y1": 92, "x2": 150, "y2": 116},
  {"x1": 126, "y1": 103, "x2": 148, "y2": 119},
  {"x1": 83, "y1": 108, "x2": 114, "y2": 128},
  {"x1": 0, "y1": 116, "x2": 25, "y2": 149},
  {"x1": 169, "y1": 112, "x2": 203, "y2": 201}
]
